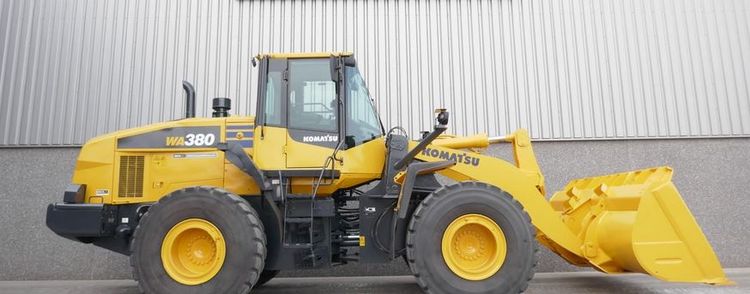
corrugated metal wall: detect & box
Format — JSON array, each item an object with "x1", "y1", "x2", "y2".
[{"x1": 1, "y1": 0, "x2": 749, "y2": 146}]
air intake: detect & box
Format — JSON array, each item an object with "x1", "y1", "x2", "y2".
[{"x1": 118, "y1": 156, "x2": 144, "y2": 197}]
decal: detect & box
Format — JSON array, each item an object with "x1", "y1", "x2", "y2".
[
  {"x1": 226, "y1": 131, "x2": 251, "y2": 140},
  {"x1": 302, "y1": 134, "x2": 339, "y2": 143},
  {"x1": 165, "y1": 136, "x2": 185, "y2": 146},
  {"x1": 118, "y1": 126, "x2": 220, "y2": 149},
  {"x1": 289, "y1": 129, "x2": 338, "y2": 148},
  {"x1": 173, "y1": 153, "x2": 218, "y2": 159},
  {"x1": 164, "y1": 133, "x2": 216, "y2": 147},
  {"x1": 226, "y1": 127, "x2": 254, "y2": 149},
  {"x1": 95, "y1": 189, "x2": 110, "y2": 196},
  {"x1": 226, "y1": 124, "x2": 254, "y2": 130},
  {"x1": 227, "y1": 140, "x2": 253, "y2": 148},
  {"x1": 421, "y1": 147, "x2": 481, "y2": 166}
]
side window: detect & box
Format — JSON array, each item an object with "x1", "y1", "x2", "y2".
[
  {"x1": 264, "y1": 71, "x2": 283, "y2": 125},
  {"x1": 288, "y1": 59, "x2": 337, "y2": 132}
]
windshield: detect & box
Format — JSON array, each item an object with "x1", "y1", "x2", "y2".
[{"x1": 345, "y1": 66, "x2": 383, "y2": 148}]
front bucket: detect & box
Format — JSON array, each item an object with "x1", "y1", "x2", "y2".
[{"x1": 550, "y1": 167, "x2": 732, "y2": 285}]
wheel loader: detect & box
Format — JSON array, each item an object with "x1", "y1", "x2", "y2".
[{"x1": 46, "y1": 52, "x2": 731, "y2": 294}]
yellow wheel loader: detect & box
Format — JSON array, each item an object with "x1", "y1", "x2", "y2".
[{"x1": 46, "y1": 52, "x2": 731, "y2": 294}]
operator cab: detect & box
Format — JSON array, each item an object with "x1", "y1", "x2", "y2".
[{"x1": 253, "y1": 53, "x2": 385, "y2": 171}]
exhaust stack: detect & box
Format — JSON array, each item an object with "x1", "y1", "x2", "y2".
[{"x1": 182, "y1": 81, "x2": 196, "y2": 118}]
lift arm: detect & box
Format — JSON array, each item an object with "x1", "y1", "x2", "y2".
[{"x1": 412, "y1": 129, "x2": 585, "y2": 263}]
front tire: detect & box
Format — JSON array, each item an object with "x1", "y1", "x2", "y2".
[
  {"x1": 130, "y1": 187, "x2": 266, "y2": 294},
  {"x1": 254, "y1": 270, "x2": 280, "y2": 288},
  {"x1": 406, "y1": 182, "x2": 538, "y2": 294}
]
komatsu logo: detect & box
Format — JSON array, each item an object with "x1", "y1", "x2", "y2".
[
  {"x1": 165, "y1": 133, "x2": 216, "y2": 147},
  {"x1": 302, "y1": 134, "x2": 338, "y2": 143},
  {"x1": 422, "y1": 148, "x2": 480, "y2": 166}
]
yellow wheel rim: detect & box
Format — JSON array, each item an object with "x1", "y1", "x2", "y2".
[
  {"x1": 441, "y1": 214, "x2": 507, "y2": 281},
  {"x1": 161, "y1": 218, "x2": 226, "y2": 285}
]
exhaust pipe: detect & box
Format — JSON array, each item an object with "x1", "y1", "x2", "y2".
[{"x1": 182, "y1": 81, "x2": 196, "y2": 118}]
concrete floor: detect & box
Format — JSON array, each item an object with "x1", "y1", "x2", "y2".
[{"x1": 1, "y1": 268, "x2": 747, "y2": 294}]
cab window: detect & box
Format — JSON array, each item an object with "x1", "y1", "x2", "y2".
[
  {"x1": 263, "y1": 70, "x2": 283, "y2": 125},
  {"x1": 288, "y1": 59, "x2": 337, "y2": 132},
  {"x1": 345, "y1": 66, "x2": 383, "y2": 147}
]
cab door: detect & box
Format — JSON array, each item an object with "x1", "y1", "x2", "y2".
[
  {"x1": 284, "y1": 58, "x2": 341, "y2": 168},
  {"x1": 252, "y1": 57, "x2": 288, "y2": 171}
]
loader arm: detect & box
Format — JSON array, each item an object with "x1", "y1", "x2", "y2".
[{"x1": 410, "y1": 129, "x2": 732, "y2": 285}]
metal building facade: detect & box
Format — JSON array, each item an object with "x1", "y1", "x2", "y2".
[{"x1": 1, "y1": 0, "x2": 749, "y2": 146}]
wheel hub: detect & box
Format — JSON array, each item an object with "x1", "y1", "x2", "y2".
[
  {"x1": 442, "y1": 214, "x2": 507, "y2": 281},
  {"x1": 161, "y1": 218, "x2": 226, "y2": 285}
]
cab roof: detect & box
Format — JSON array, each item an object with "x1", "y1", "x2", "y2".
[{"x1": 255, "y1": 51, "x2": 353, "y2": 59}]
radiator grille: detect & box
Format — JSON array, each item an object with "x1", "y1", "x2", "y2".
[{"x1": 118, "y1": 156, "x2": 144, "y2": 197}]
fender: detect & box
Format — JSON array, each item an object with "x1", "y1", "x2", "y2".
[
  {"x1": 220, "y1": 141, "x2": 271, "y2": 191},
  {"x1": 394, "y1": 161, "x2": 456, "y2": 219}
]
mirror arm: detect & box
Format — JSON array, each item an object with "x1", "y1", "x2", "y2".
[{"x1": 394, "y1": 110, "x2": 450, "y2": 170}]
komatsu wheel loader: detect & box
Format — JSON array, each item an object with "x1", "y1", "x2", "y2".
[{"x1": 46, "y1": 52, "x2": 731, "y2": 294}]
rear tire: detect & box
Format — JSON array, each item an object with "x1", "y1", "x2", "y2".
[
  {"x1": 130, "y1": 187, "x2": 266, "y2": 294},
  {"x1": 406, "y1": 182, "x2": 538, "y2": 294}
]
